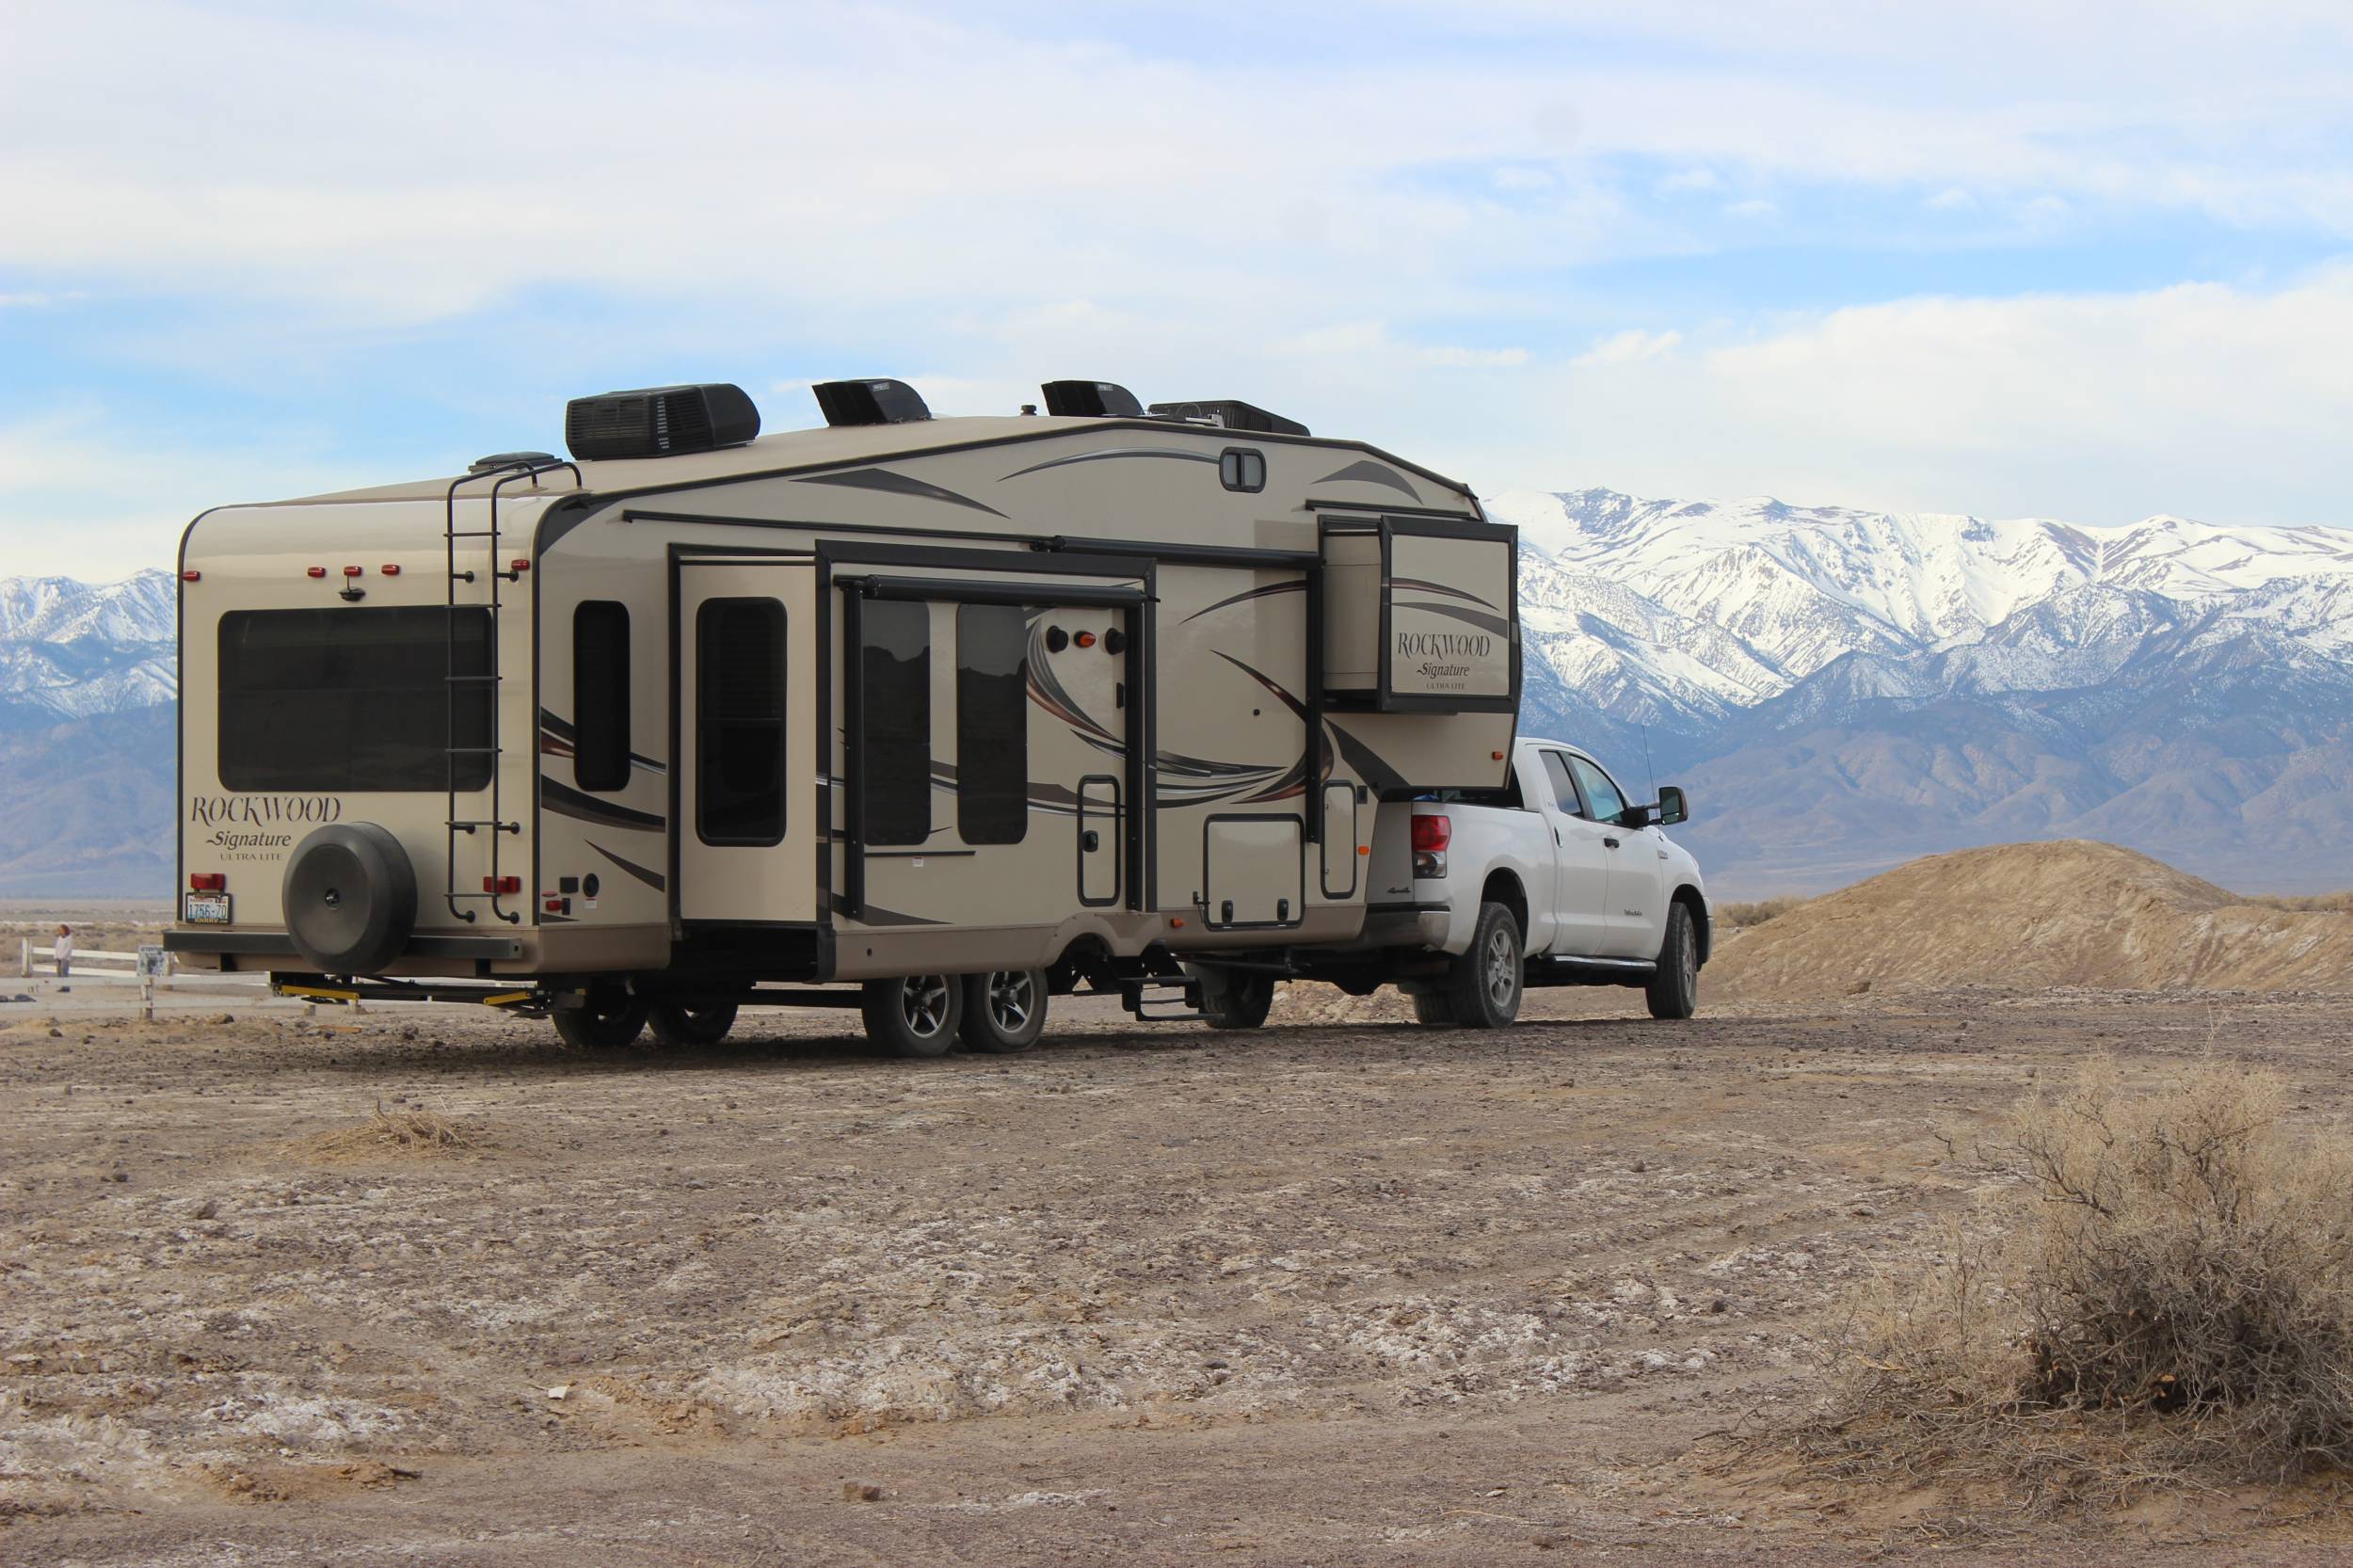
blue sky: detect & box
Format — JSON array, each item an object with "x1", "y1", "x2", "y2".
[{"x1": 7, "y1": 0, "x2": 2353, "y2": 577}]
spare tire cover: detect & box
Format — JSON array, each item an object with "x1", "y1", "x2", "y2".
[{"x1": 281, "y1": 823, "x2": 418, "y2": 974}]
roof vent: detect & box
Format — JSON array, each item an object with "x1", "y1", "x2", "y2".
[
  {"x1": 565, "y1": 384, "x2": 760, "y2": 461},
  {"x1": 468, "y1": 450, "x2": 557, "y2": 475},
  {"x1": 1040, "y1": 380, "x2": 1144, "y2": 418},
  {"x1": 1147, "y1": 399, "x2": 1309, "y2": 437},
  {"x1": 812, "y1": 378, "x2": 931, "y2": 426}
]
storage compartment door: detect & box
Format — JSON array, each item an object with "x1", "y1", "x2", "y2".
[
  {"x1": 1319, "y1": 781, "x2": 1359, "y2": 899},
  {"x1": 1203, "y1": 815, "x2": 1303, "y2": 929},
  {"x1": 677, "y1": 559, "x2": 816, "y2": 923}
]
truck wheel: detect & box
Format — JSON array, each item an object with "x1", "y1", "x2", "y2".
[
  {"x1": 1195, "y1": 967, "x2": 1274, "y2": 1031},
  {"x1": 1645, "y1": 904, "x2": 1700, "y2": 1020},
  {"x1": 861, "y1": 974, "x2": 963, "y2": 1057},
  {"x1": 552, "y1": 991, "x2": 648, "y2": 1049},
  {"x1": 961, "y1": 969, "x2": 1047, "y2": 1053},
  {"x1": 1446, "y1": 902, "x2": 1524, "y2": 1029},
  {"x1": 648, "y1": 1000, "x2": 738, "y2": 1048},
  {"x1": 1411, "y1": 990, "x2": 1459, "y2": 1027}
]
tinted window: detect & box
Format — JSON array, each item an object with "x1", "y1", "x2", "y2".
[
  {"x1": 860, "y1": 599, "x2": 931, "y2": 845},
  {"x1": 573, "y1": 600, "x2": 631, "y2": 792},
  {"x1": 1540, "y1": 751, "x2": 1582, "y2": 816},
  {"x1": 956, "y1": 604, "x2": 1029, "y2": 845},
  {"x1": 696, "y1": 598, "x2": 785, "y2": 846},
  {"x1": 218, "y1": 607, "x2": 490, "y2": 792},
  {"x1": 1569, "y1": 756, "x2": 1628, "y2": 824}
]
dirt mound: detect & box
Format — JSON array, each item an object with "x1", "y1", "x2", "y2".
[{"x1": 1711, "y1": 840, "x2": 2353, "y2": 997}]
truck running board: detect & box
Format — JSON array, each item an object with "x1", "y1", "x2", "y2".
[{"x1": 1526, "y1": 953, "x2": 1657, "y2": 988}]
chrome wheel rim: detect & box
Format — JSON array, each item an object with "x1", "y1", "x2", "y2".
[
  {"x1": 986, "y1": 970, "x2": 1033, "y2": 1034},
  {"x1": 900, "y1": 975, "x2": 952, "y2": 1037},
  {"x1": 1484, "y1": 924, "x2": 1518, "y2": 1009}
]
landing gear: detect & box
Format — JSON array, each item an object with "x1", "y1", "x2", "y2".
[
  {"x1": 860, "y1": 974, "x2": 963, "y2": 1057},
  {"x1": 960, "y1": 968, "x2": 1048, "y2": 1053}
]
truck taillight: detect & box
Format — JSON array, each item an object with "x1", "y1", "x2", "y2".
[
  {"x1": 189, "y1": 872, "x2": 227, "y2": 891},
  {"x1": 1412, "y1": 812, "x2": 1449, "y2": 879}
]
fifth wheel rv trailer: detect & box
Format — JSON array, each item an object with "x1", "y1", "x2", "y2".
[{"x1": 168, "y1": 377, "x2": 1532, "y2": 1051}]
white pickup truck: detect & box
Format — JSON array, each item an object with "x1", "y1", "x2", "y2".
[{"x1": 1202, "y1": 737, "x2": 1710, "y2": 1029}]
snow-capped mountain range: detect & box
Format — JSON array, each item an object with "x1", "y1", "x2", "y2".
[{"x1": 3, "y1": 491, "x2": 2350, "y2": 895}]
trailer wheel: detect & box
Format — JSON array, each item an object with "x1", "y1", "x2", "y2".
[
  {"x1": 648, "y1": 1000, "x2": 738, "y2": 1048},
  {"x1": 861, "y1": 974, "x2": 963, "y2": 1057},
  {"x1": 1645, "y1": 904, "x2": 1700, "y2": 1020},
  {"x1": 1446, "y1": 901, "x2": 1524, "y2": 1029},
  {"x1": 960, "y1": 969, "x2": 1047, "y2": 1053},
  {"x1": 1195, "y1": 966, "x2": 1274, "y2": 1031},
  {"x1": 1411, "y1": 990, "x2": 1459, "y2": 1027},
  {"x1": 552, "y1": 992, "x2": 649, "y2": 1050}
]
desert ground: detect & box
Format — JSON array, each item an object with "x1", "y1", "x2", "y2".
[{"x1": 5, "y1": 849, "x2": 2351, "y2": 1565}]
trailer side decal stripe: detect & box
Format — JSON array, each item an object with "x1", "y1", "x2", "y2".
[
  {"x1": 792, "y1": 467, "x2": 1008, "y2": 517},
  {"x1": 999, "y1": 447, "x2": 1219, "y2": 481},
  {"x1": 542, "y1": 777, "x2": 665, "y2": 832},
  {"x1": 586, "y1": 840, "x2": 667, "y2": 891},
  {"x1": 1314, "y1": 459, "x2": 1421, "y2": 500},
  {"x1": 1180, "y1": 579, "x2": 1306, "y2": 623}
]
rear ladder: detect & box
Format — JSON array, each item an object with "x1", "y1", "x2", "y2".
[{"x1": 441, "y1": 457, "x2": 581, "y2": 924}]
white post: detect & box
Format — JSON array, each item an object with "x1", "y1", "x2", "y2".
[
  {"x1": 140, "y1": 973, "x2": 154, "y2": 1023},
  {"x1": 17, "y1": 938, "x2": 26, "y2": 980}
]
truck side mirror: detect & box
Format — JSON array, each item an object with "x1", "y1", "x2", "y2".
[{"x1": 1657, "y1": 785, "x2": 1688, "y2": 826}]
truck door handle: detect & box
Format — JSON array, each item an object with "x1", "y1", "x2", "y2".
[{"x1": 1603, "y1": 836, "x2": 1621, "y2": 849}]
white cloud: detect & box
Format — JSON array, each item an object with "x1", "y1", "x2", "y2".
[
  {"x1": 1524, "y1": 268, "x2": 2353, "y2": 527},
  {"x1": 1418, "y1": 345, "x2": 1533, "y2": 368}
]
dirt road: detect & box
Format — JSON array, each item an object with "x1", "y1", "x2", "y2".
[{"x1": 6, "y1": 984, "x2": 2350, "y2": 1565}]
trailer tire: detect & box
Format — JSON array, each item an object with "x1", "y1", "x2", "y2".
[
  {"x1": 648, "y1": 1000, "x2": 738, "y2": 1048},
  {"x1": 1645, "y1": 903, "x2": 1700, "y2": 1020},
  {"x1": 1446, "y1": 901, "x2": 1524, "y2": 1029},
  {"x1": 552, "y1": 991, "x2": 648, "y2": 1050},
  {"x1": 1195, "y1": 966, "x2": 1274, "y2": 1031},
  {"x1": 281, "y1": 824, "x2": 417, "y2": 975},
  {"x1": 861, "y1": 975, "x2": 963, "y2": 1057},
  {"x1": 960, "y1": 969, "x2": 1047, "y2": 1053},
  {"x1": 1411, "y1": 990, "x2": 1459, "y2": 1027}
]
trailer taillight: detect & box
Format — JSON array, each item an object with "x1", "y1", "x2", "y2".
[
  {"x1": 189, "y1": 872, "x2": 227, "y2": 891},
  {"x1": 482, "y1": 875, "x2": 520, "y2": 895}
]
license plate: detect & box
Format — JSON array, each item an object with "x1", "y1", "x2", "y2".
[{"x1": 183, "y1": 891, "x2": 232, "y2": 925}]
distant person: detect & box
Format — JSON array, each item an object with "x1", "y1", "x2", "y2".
[{"x1": 53, "y1": 924, "x2": 72, "y2": 978}]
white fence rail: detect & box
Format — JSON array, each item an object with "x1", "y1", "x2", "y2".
[{"x1": 19, "y1": 941, "x2": 174, "y2": 983}]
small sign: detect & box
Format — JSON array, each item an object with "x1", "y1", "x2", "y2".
[
  {"x1": 183, "y1": 891, "x2": 232, "y2": 925},
  {"x1": 136, "y1": 944, "x2": 168, "y2": 979}
]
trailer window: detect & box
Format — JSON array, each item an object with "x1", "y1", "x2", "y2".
[
  {"x1": 696, "y1": 598, "x2": 786, "y2": 846},
  {"x1": 573, "y1": 601, "x2": 631, "y2": 792},
  {"x1": 956, "y1": 604, "x2": 1030, "y2": 845},
  {"x1": 217, "y1": 607, "x2": 491, "y2": 792},
  {"x1": 860, "y1": 599, "x2": 932, "y2": 845}
]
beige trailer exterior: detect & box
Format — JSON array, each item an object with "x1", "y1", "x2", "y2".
[{"x1": 169, "y1": 384, "x2": 1519, "y2": 1042}]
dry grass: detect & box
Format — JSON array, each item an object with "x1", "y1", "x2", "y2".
[
  {"x1": 1716, "y1": 894, "x2": 1812, "y2": 928},
  {"x1": 2243, "y1": 890, "x2": 2353, "y2": 915},
  {"x1": 287, "y1": 1101, "x2": 476, "y2": 1162},
  {"x1": 1789, "y1": 1059, "x2": 2353, "y2": 1523}
]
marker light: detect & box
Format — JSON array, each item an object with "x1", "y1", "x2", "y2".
[
  {"x1": 1074, "y1": 631, "x2": 1096, "y2": 648},
  {"x1": 307, "y1": 567, "x2": 328, "y2": 578},
  {"x1": 181, "y1": 569, "x2": 201, "y2": 583},
  {"x1": 380, "y1": 564, "x2": 401, "y2": 576},
  {"x1": 343, "y1": 566, "x2": 363, "y2": 577}
]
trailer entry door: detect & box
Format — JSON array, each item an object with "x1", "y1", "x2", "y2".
[{"x1": 676, "y1": 558, "x2": 817, "y2": 924}]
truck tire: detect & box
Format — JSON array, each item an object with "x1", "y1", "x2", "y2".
[
  {"x1": 553, "y1": 990, "x2": 648, "y2": 1049},
  {"x1": 960, "y1": 969, "x2": 1048, "y2": 1053},
  {"x1": 1195, "y1": 966, "x2": 1274, "y2": 1031},
  {"x1": 281, "y1": 823, "x2": 417, "y2": 975},
  {"x1": 1411, "y1": 990, "x2": 1459, "y2": 1027},
  {"x1": 1645, "y1": 904, "x2": 1700, "y2": 1020},
  {"x1": 1446, "y1": 901, "x2": 1524, "y2": 1029},
  {"x1": 861, "y1": 974, "x2": 963, "y2": 1057},
  {"x1": 648, "y1": 1000, "x2": 738, "y2": 1048}
]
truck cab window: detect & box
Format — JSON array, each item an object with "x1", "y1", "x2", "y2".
[
  {"x1": 1568, "y1": 755, "x2": 1628, "y2": 824},
  {"x1": 1540, "y1": 751, "x2": 1582, "y2": 817}
]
